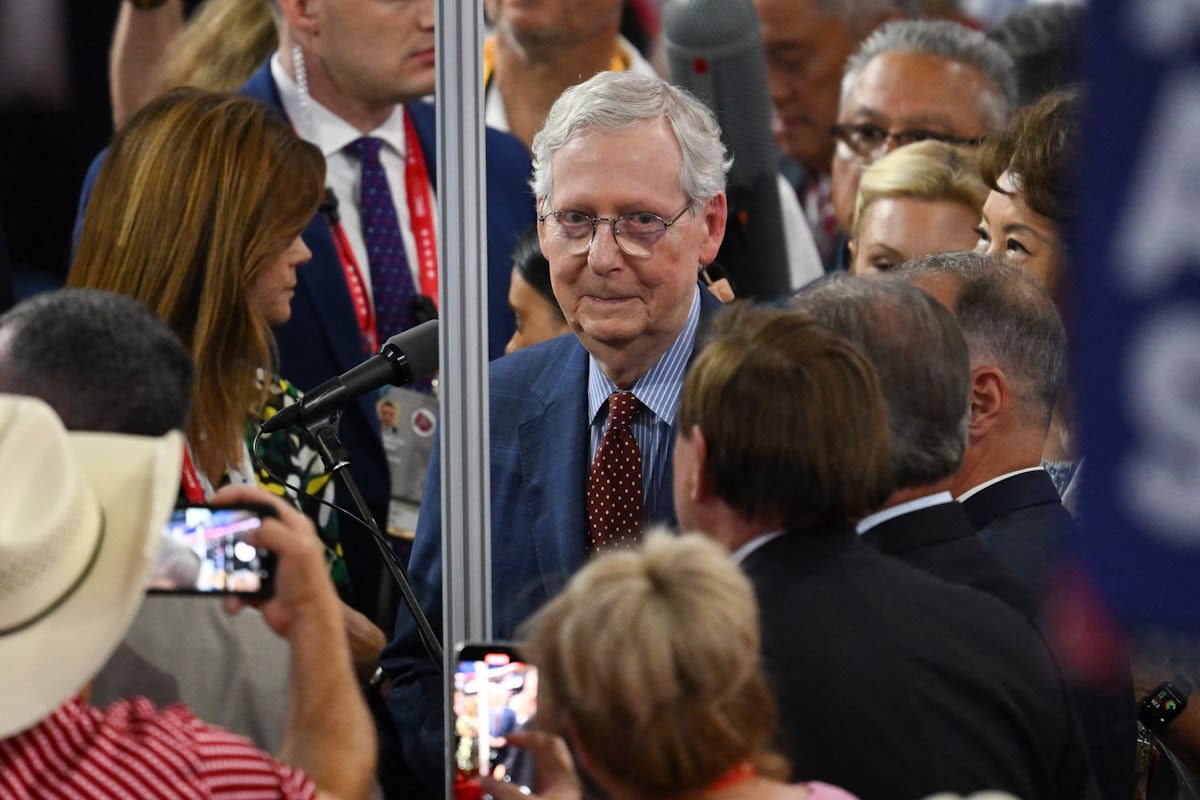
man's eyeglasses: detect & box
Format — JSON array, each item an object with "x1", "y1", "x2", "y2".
[
  {"x1": 830, "y1": 122, "x2": 983, "y2": 162},
  {"x1": 538, "y1": 203, "x2": 692, "y2": 258}
]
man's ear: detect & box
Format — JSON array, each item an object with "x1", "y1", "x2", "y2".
[
  {"x1": 969, "y1": 364, "x2": 1007, "y2": 439},
  {"x1": 277, "y1": 0, "x2": 319, "y2": 36},
  {"x1": 697, "y1": 194, "x2": 728, "y2": 267},
  {"x1": 688, "y1": 425, "x2": 714, "y2": 503}
]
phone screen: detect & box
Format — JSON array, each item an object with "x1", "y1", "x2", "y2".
[
  {"x1": 149, "y1": 505, "x2": 275, "y2": 597},
  {"x1": 453, "y1": 643, "x2": 538, "y2": 797}
]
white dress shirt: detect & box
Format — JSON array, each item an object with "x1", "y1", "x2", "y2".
[
  {"x1": 955, "y1": 467, "x2": 1046, "y2": 502},
  {"x1": 856, "y1": 491, "x2": 955, "y2": 535},
  {"x1": 272, "y1": 54, "x2": 436, "y2": 300}
]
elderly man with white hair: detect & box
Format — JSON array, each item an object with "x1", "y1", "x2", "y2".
[{"x1": 382, "y1": 69, "x2": 731, "y2": 792}]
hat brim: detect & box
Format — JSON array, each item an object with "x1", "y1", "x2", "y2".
[{"x1": 0, "y1": 430, "x2": 182, "y2": 738}]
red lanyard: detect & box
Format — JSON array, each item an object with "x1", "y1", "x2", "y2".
[
  {"x1": 180, "y1": 442, "x2": 208, "y2": 503},
  {"x1": 403, "y1": 111, "x2": 439, "y2": 303},
  {"x1": 326, "y1": 108, "x2": 439, "y2": 355},
  {"x1": 707, "y1": 762, "x2": 756, "y2": 793}
]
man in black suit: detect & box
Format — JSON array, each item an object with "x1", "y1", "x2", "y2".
[
  {"x1": 673, "y1": 304, "x2": 1095, "y2": 800},
  {"x1": 894, "y1": 253, "x2": 1070, "y2": 583},
  {"x1": 791, "y1": 273, "x2": 1037, "y2": 618},
  {"x1": 896, "y1": 251, "x2": 1136, "y2": 800}
]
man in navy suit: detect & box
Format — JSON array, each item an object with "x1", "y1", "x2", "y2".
[
  {"x1": 897, "y1": 251, "x2": 1136, "y2": 800},
  {"x1": 672, "y1": 304, "x2": 1094, "y2": 799},
  {"x1": 246, "y1": 0, "x2": 536, "y2": 618},
  {"x1": 380, "y1": 71, "x2": 729, "y2": 792}
]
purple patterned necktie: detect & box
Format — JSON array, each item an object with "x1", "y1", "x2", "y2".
[{"x1": 345, "y1": 136, "x2": 418, "y2": 340}]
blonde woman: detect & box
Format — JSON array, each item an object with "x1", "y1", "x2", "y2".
[
  {"x1": 110, "y1": 0, "x2": 277, "y2": 129},
  {"x1": 848, "y1": 140, "x2": 988, "y2": 276},
  {"x1": 483, "y1": 532, "x2": 858, "y2": 800}
]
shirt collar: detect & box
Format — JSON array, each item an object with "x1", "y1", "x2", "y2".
[
  {"x1": 856, "y1": 491, "x2": 954, "y2": 535},
  {"x1": 271, "y1": 53, "x2": 407, "y2": 159},
  {"x1": 955, "y1": 467, "x2": 1046, "y2": 502},
  {"x1": 731, "y1": 530, "x2": 786, "y2": 565},
  {"x1": 587, "y1": 286, "x2": 701, "y2": 426}
]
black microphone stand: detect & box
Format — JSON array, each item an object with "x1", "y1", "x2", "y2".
[{"x1": 303, "y1": 414, "x2": 445, "y2": 674}]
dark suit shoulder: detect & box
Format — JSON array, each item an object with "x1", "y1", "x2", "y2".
[
  {"x1": 240, "y1": 59, "x2": 285, "y2": 112},
  {"x1": 961, "y1": 470, "x2": 1069, "y2": 532},
  {"x1": 964, "y1": 472, "x2": 1077, "y2": 592},
  {"x1": 742, "y1": 529, "x2": 1091, "y2": 800},
  {"x1": 405, "y1": 100, "x2": 532, "y2": 180},
  {"x1": 862, "y1": 502, "x2": 1040, "y2": 621}
]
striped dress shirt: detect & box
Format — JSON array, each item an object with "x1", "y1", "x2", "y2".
[
  {"x1": 587, "y1": 286, "x2": 701, "y2": 520},
  {"x1": 0, "y1": 697, "x2": 315, "y2": 800}
]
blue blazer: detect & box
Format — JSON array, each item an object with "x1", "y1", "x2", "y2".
[{"x1": 381, "y1": 288, "x2": 723, "y2": 791}]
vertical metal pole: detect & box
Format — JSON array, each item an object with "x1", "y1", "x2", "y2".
[{"x1": 435, "y1": 1, "x2": 492, "y2": 797}]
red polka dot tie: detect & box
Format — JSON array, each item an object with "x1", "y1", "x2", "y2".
[{"x1": 587, "y1": 391, "x2": 643, "y2": 550}]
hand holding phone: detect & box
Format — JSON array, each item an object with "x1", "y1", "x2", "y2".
[
  {"x1": 453, "y1": 642, "x2": 539, "y2": 798},
  {"x1": 149, "y1": 503, "x2": 276, "y2": 597},
  {"x1": 479, "y1": 731, "x2": 582, "y2": 800}
]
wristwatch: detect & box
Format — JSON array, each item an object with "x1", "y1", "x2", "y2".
[
  {"x1": 127, "y1": 0, "x2": 170, "y2": 9},
  {"x1": 1139, "y1": 675, "x2": 1193, "y2": 732}
]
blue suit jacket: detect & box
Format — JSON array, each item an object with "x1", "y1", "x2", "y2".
[{"x1": 381, "y1": 288, "x2": 723, "y2": 791}]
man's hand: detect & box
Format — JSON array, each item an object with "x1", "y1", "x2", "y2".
[
  {"x1": 214, "y1": 484, "x2": 342, "y2": 642},
  {"x1": 213, "y1": 484, "x2": 376, "y2": 800},
  {"x1": 341, "y1": 602, "x2": 387, "y2": 683}
]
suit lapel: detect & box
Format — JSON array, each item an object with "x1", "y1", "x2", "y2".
[{"x1": 517, "y1": 341, "x2": 590, "y2": 598}]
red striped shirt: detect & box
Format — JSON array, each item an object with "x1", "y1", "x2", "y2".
[{"x1": 0, "y1": 698, "x2": 316, "y2": 800}]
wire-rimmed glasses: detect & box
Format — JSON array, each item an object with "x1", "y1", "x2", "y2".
[{"x1": 538, "y1": 203, "x2": 692, "y2": 258}]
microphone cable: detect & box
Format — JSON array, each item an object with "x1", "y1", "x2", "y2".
[{"x1": 251, "y1": 427, "x2": 445, "y2": 674}]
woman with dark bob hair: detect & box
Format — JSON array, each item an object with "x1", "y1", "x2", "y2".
[
  {"x1": 975, "y1": 88, "x2": 1082, "y2": 493},
  {"x1": 975, "y1": 88, "x2": 1081, "y2": 303},
  {"x1": 504, "y1": 226, "x2": 568, "y2": 354}
]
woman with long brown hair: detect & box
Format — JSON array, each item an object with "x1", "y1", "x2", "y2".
[{"x1": 69, "y1": 87, "x2": 346, "y2": 582}]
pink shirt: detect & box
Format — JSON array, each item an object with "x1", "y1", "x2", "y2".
[
  {"x1": 802, "y1": 781, "x2": 862, "y2": 800},
  {"x1": 0, "y1": 698, "x2": 316, "y2": 800}
]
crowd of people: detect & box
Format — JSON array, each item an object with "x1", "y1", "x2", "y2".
[{"x1": 0, "y1": 0, "x2": 1186, "y2": 799}]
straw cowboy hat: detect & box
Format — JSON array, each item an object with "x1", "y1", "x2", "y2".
[{"x1": 0, "y1": 395, "x2": 182, "y2": 738}]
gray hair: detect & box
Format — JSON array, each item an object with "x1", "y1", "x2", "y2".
[
  {"x1": 987, "y1": 3, "x2": 1083, "y2": 108},
  {"x1": 530, "y1": 71, "x2": 731, "y2": 211},
  {"x1": 840, "y1": 20, "x2": 1017, "y2": 132},
  {"x1": 790, "y1": 273, "x2": 970, "y2": 489},
  {"x1": 896, "y1": 252, "x2": 1066, "y2": 430},
  {"x1": 0, "y1": 289, "x2": 193, "y2": 435}
]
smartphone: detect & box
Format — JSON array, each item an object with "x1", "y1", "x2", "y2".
[
  {"x1": 452, "y1": 642, "x2": 538, "y2": 797},
  {"x1": 148, "y1": 504, "x2": 276, "y2": 597}
]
